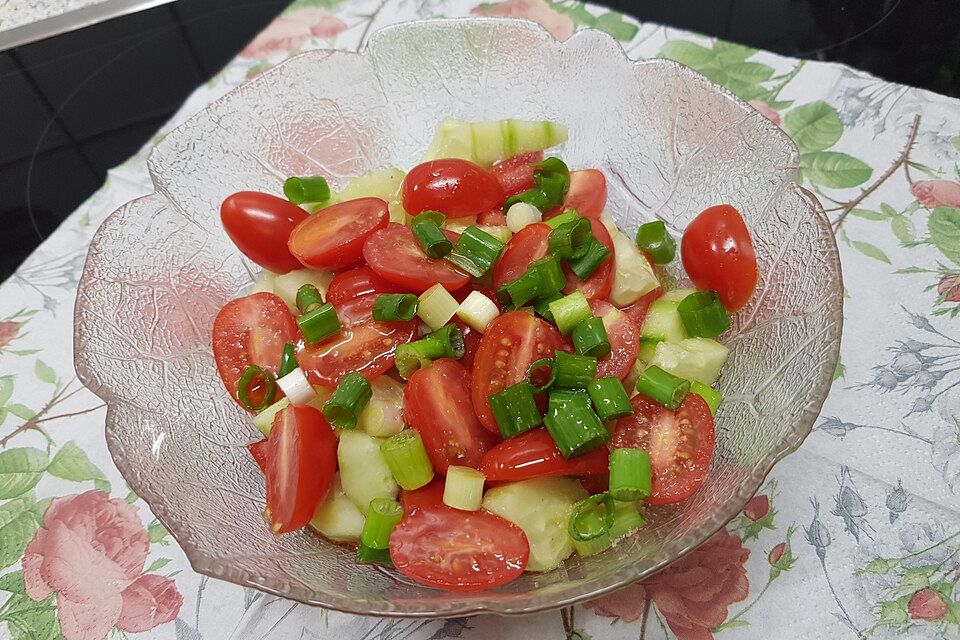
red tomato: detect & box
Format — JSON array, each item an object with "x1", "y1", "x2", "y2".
[
  {"x1": 452, "y1": 317, "x2": 483, "y2": 372},
  {"x1": 288, "y1": 197, "x2": 388, "y2": 270},
  {"x1": 492, "y1": 223, "x2": 550, "y2": 289},
  {"x1": 247, "y1": 439, "x2": 269, "y2": 475},
  {"x1": 620, "y1": 288, "x2": 664, "y2": 327},
  {"x1": 472, "y1": 311, "x2": 565, "y2": 433},
  {"x1": 403, "y1": 159, "x2": 505, "y2": 218},
  {"x1": 563, "y1": 169, "x2": 607, "y2": 218},
  {"x1": 580, "y1": 474, "x2": 610, "y2": 494},
  {"x1": 363, "y1": 223, "x2": 471, "y2": 293},
  {"x1": 491, "y1": 151, "x2": 543, "y2": 197},
  {"x1": 220, "y1": 191, "x2": 308, "y2": 274},
  {"x1": 403, "y1": 359, "x2": 498, "y2": 474},
  {"x1": 681, "y1": 204, "x2": 758, "y2": 312},
  {"x1": 390, "y1": 505, "x2": 529, "y2": 590},
  {"x1": 212, "y1": 293, "x2": 298, "y2": 410},
  {"x1": 480, "y1": 429, "x2": 609, "y2": 482},
  {"x1": 400, "y1": 478, "x2": 446, "y2": 513},
  {"x1": 611, "y1": 394, "x2": 715, "y2": 505},
  {"x1": 561, "y1": 217, "x2": 614, "y2": 301},
  {"x1": 266, "y1": 406, "x2": 337, "y2": 533},
  {"x1": 478, "y1": 209, "x2": 508, "y2": 226},
  {"x1": 326, "y1": 267, "x2": 405, "y2": 306},
  {"x1": 298, "y1": 295, "x2": 417, "y2": 388},
  {"x1": 589, "y1": 300, "x2": 640, "y2": 380}
]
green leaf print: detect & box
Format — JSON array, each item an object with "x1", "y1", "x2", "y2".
[
  {"x1": 712, "y1": 41, "x2": 756, "y2": 62},
  {"x1": 850, "y1": 208, "x2": 888, "y2": 221},
  {"x1": 0, "y1": 593, "x2": 61, "y2": 640},
  {"x1": 928, "y1": 206, "x2": 960, "y2": 265},
  {"x1": 285, "y1": 0, "x2": 344, "y2": 11},
  {"x1": 0, "y1": 571, "x2": 25, "y2": 594},
  {"x1": 0, "y1": 378, "x2": 12, "y2": 407},
  {"x1": 872, "y1": 595, "x2": 912, "y2": 631},
  {"x1": 952, "y1": 135, "x2": 960, "y2": 153},
  {"x1": 33, "y1": 361, "x2": 56, "y2": 387},
  {"x1": 0, "y1": 498, "x2": 40, "y2": 570},
  {"x1": 856, "y1": 557, "x2": 898, "y2": 576},
  {"x1": 890, "y1": 216, "x2": 916, "y2": 244},
  {"x1": 658, "y1": 41, "x2": 715, "y2": 68},
  {"x1": 0, "y1": 449, "x2": 48, "y2": 500},
  {"x1": 782, "y1": 102, "x2": 843, "y2": 153},
  {"x1": 5, "y1": 405, "x2": 34, "y2": 421},
  {"x1": 149, "y1": 521, "x2": 170, "y2": 544},
  {"x1": 800, "y1": 151, "x2": 872, "y2": 188},
  {"x1": 852, "y1": 241, "x2": 892, "y2": 264},
  {"x1": 833, "y1": 361, "x2": 846, "y2": 380},
  {"x1": 146, "y1": 557, "x2": 172, "y2": 573},
  {"x1": 47, "y1": 442, "x2": 109, "y2": 491},
  {"x1": 591, "y1": 12, "x2": 639, "y2": 42},
  {"x1": 722, "y1": 61, "x2": 774, "y2": 85}
]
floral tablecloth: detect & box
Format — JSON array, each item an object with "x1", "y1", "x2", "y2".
[{"x1": 1, "y1": 1, "x2": 959, "y2": 639}]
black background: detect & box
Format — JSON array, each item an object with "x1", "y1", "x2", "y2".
[{"x1": 2, "y1": 0, "x2": 959, "y2": 280}]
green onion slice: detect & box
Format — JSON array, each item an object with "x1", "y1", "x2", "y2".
[
  {"x1": 548, "y1": 218, "x2": 593, "y2": 259},
  {"x1": 496, "y1": 269, "x2": 541, "y2": 309},
  {"x1": 296, "y1": 283, "x2": 324, "y2": 315},
  {"x1": 543, "y1": 209, "x2": 580, "y2": 229},
  {"x1": 553, "y1": 351, "x2": 598, "y2": 389},
  {"x1": 544, "y1": 389, "x2": 608, "y2": 458},
  {"x1": 393, "y1": 324, "x2": 464, "y2": 379},
  {"x1": 412, "y1": 218, "x2": 453, "y2": 258},
  {"x1": 527, "y1": 358, "x2": 557, "y2": 392},
  {"x1": 635, "y1": 220, "x2": 676, "y2": 264},
  {"x1": 677, "y1": 291, "x2": 731, "y2": 338},
  {"x1": 587, "y1": 377, "x2": 633, "y2": 421},
  {"x1": 360, "y1": 497, "x2": 403, "y2": 549},
  {"x1": 297, "y1": 302, "x2": 341, "y2": 344},
  {"x1": 569, "y1": 492, "x2": 616, "y2": 542},
  {"x1": 690, "y1": 381, "x2": 723, "y2": 415},
  {"x1": 503, "y1": 188, "x2": 552, "y2": 213},
  {"x1": 533, "y1": 293, "x2": 562, "y2": 324},
  {"x1": 322, "y1": 372, "x2": 372, "y2": 429},
  {"x1": 445, "y1": 226, "x2": 505, "y2": 278},
  {"x1": 635, "y1": 365, "x2": 690, "y2": 410},
  {"x1": 530, "y1": 254, "x2": 565, "y2": 294},
  {"x1": 373, "y1": 293, "x2": 419, "y2": 322},
  {"x1": 278, "y1": 342, "x2": 298, "y2": 378},
  {"x1": 356, "y1": 542, "x2": 392, "y2": 565},
  {"x1": 411, "y1": 210, "x2": 446, "y2": 227},
  {"x1": 548, "y1": 291, "x2": 592, "y2": 334},
  {"x1": 381, "y1": 429, "x2": 434, "y2": 490},
  {"x1": 568, "y1": 238, "x2": 611, "y2": 279},
  {"x1": 237, "y1": 365, "x2": 276, "y2": 412},
  {"x1": 572, "y1": 316, "x2": 611, "y2": 359},
  {"x1": 488, "y1": 381, "x2": 543, "y2": 439},
  {"x1": 283, "y1": 175, "x2": 331, "y2": 205},
  {"x1": 608, "y1": 448, "x2": 652, "y2": 501}
]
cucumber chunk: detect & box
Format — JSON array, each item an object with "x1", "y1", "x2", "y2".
[
  {"x1": 309, "y1": 474, "x2": 365, "y2": 542},
  {"x1": 358, "y1": 376, "x2": 406, "y2": 438},
  {"x1": 640, "y1": 296, "x2": 689, "y2": 344},
  {"x1": 424, "y1": 118, "x2": 568, "y2": 165},
  {"x1": 608, "y1": 231, "x2": 660, "y2": 306},
  {"x1": 272, "y1": 268, "x2": 334, "y2": 312},
  {"x1": 337, "y1": 430, "x2": 398, "y2": 513},
  {"x1": 649, "y1": 338, "x2": 729, "y2": 386}
]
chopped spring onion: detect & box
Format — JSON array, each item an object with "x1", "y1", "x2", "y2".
[
  {"x1": 417, "y1": 283, "x2": 459, "y2": 330},
  {"x1": 411, "y1": 210, "x2": 446, "y2": 227},
  {"x1": 677, "y1": 291, "x2": 731, "y2": 338},
  {"x1": 456, "y1": 290, "x2": 500, "y2": 333},
  {"x1": 568, "y1": 238, "x2": 611, "y2": 279},
  {"x1": 497, "y1": 269, "x2": 541, "y2": 309},
  {"x1": 690, "y1": 380, "x2": 723, "y2": 414},
  {"x1": 531, "y1": 254, "x2": 565, "y2": 294},
  {"x1": 635, "y1": 365, "x2": 690, "y2": 410},
  {"x1": 373, "y1": 293, "x2": 419, "y2": 322},
  {"x1": 527, "y1": 358, "x2": 556, "y2": 392},
  {"x1": 443, "y1": 466, "x2": 486, "y2": 511},
  {"x1": 381, "y1": 429, "x2": 434, "y2": 490},
  {"x1": 283, "y1": 175, "x2": 331, "y2": 205},
  {"x1": 548, "y1": 291, "x2": 592, "y2": 334},
  {"x1": 506, "y1": 201, "x2": 542, "y2": 232},
  {"x1": 543, "y1": 209, "x2": 580, "y2": 229},
  {"x1": 360, "y1": 497, "x2": 403, "y2": 549},
  {"x1": 535, "y1": 157, "x2": 570, "y2": 204},
  {"x1": 573, "y1": 500, "x2": 645, "y2": 555},
  {"x1": 568, "y1": 492, "x2": 615, "y2": 542},
  {"x1": 297, "y1": 303, "x2": 341, "y2": 344},
  {"x1": 278, "y1": 342, "x2": 298, "y2": 378},
  {"x1": 412, "y1": 218, "x2": 453, "y2": 258},
  {"x1": 572, "y1": 316, "x2": 611, "y2": 358},
  {"x1": 237, "y1": 365, "x2": 276, "y2": 412},
  {"x1": 587, "y1": 377, "x2": 633, "y2": 421},
  {"x1": 356, "y1": 543, "x2": 391, "y2": 565},
  {"x1": 322, "y1": 372, "x2": 372, "y2": 429},
  {"x1": 393, "y1": 324, "x2": 464, "y2": 379},
  {"x1": 296, "y1": 283, "x2": 324, "y2": 314},
  {"x1": 445, "y1": 226, "x2": 505, "y2": 277},
  {"x1": 548, "y1": 217, "x2": 593, "y2": 259},
  {"x1": 553, "y1": 351, "x2": 598, "y2": 389},
  {"x1": 276, "y1": 367, "x2": 316, "y2": 406},
  {"x1": 534, "y1": 292, "x2": 562, "y2": 324},
  {"x1": 488, "y1": 381, "x2": 542, "y2": 438},
  {"x1": 544, "y1": 390, "x2": 608, "y2": 458},
  {"x1": 608, "y1": 448, "x2": 652, "y2": 501},
  {"x1": 635, "y1": 220, "x2": 676, "y2": 264},
  {"x1": 503, "y1": 188, "x2": 552, "y2": 212}
]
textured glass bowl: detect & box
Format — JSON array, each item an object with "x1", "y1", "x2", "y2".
[{"x1": 75, "y1": 18, "x2": 842, "y2": 617}]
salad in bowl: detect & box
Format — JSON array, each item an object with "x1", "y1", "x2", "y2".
[{"x1": 215, "y1": 118, "x2": 758, "y2": 591}]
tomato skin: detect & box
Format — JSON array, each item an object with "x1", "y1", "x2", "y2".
[
  {"x1": 288, "y1": 197, "x2": 388, "y2": 270},
  {"x1": 403, "y1": 159, "x2": 506, "y2": 218},
  {"x1": 326, "y1": 267, "x2": 405, "y2": 306},
  {"x1": 620, "y1": 288, "x2": 664, "y2": 327},
  {"x1": 543, "y1": 169, "x2": 607, "y2": 220},
  {"x1": 491, "y1": 151, "x2": 543, "y2": 197},
  {"x1": 472, "y1": 311, "x2": 565, "y2": 433},
  {"x1": 612, "y1": 394, "x2": 715, "y2": 505},
  {"x1": 480, "y1": 429, "x2": 609, "y2": 482},
  {"x1": 681, "y1": 204, "x2": 758, "y2": 312},
  {"x1": 298, "y1": 295, "x2": 417, "y2": 388},
  {"x1": 266, "y1": 406, "x2": 337, "y2": 533},
  {"x1": 404, "y1": 359, "x2": 498, "y2": 474},
  {"x1": 247, "y1": 439, "x2": 269, "y2": 475},
  {"x1": 213, "y1": 293, "x2": 298, "y2": 411},
  {"x1": 221, "y1": 191, "x2": 308, "y2": 274},
  {"x1": 390, "y1": 505, "x2": 529, "y2": 590},
  {"x1": 400, "y1": 478, "x2": 446, "y2": 513},
  {"x1": 452, "y1": 317, "x2": 483, "y2": 372},
  {"x1": 561, "y1": 217, "x2": 614, "y2": 300},
  {"x1": 492, "y1": 224, "x2": 551, "y2": 289},
  {"x1": 478, "y1": 209, "x2": 508, "y2": 226},
  {"x1": 364, "y1": 223, "x2": 471, "y2": 293},
  {"x1": 589, "y1": 300, "x2": 640, "y2": 380}
]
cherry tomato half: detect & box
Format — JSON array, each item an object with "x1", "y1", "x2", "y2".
[
  {"x1": 404, "y1": 359, "x2": 498, "y2": 474},
  {"x1": 544, "y1": 169, "x2": 608, "y2": 220},
  {"x1": 611, "y1": 394, "x2": 715, "y2": 505},
  {"x1": 402, "y1": 159, "x2": 505, "y2": 218},
  {"x1": 298, "y1": 295, "x2": 417, "y2": 388},
  {"x1": 363, "y1": 223, "x2": 471, "y2": 293},
  {"x1": 288, "y1": 197, "x2": 388, "y2": 270},
  {"x1": 326, "y1": 267, "x2": 406, "y2": 306},
  {"x1": 561, "y1": 217, "x2": 614, "y2": 300},
  {"x1": 266, "y1": 405, "x2": 338, "y2": 533},
  {"x1": 480, "y1": 429, "x2": 610, "y2": 482},
  {"x1": 390, "y1": 505, "x2": 529, "y2": 590},
  {"x1": 589, "y1": 300, "x2": 640, "y2": 380},
  {"x1": 220, "y1": 191, "x2": 308, "y2": 274},
  {"x1": 492, "y1": 223, "x2": 551, "y2": 289},
  {"x1": 212, "y1": 292, "x2": 298, "y2": 410},
  {"x1": 491, "y1": 151, "x2": 543, "y2": 198},
  {"x1": 472, "y1": 311, "x2": 565, "y2": 433},
  {"x1": 247, "y1": 439, "x2": 269, "y2": 475},
  {"x1": 399, "y1": 478, "x2": 446, "y2": 514},
  {"x1": 681, "y1": 204, "x2": 758, "y2": 312}
]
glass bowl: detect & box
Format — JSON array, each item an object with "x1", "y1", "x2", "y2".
[{"x1": 74, "y1": 18, "x2": 842, "y2": 617}]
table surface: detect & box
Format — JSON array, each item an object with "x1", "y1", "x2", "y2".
[{"x1": 1, "y1": 1, "x2": 960, "y2": 640}]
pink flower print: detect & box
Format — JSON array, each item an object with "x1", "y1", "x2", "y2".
[
  {"x1": 742, "y1": 494, "x2": 770, "y2": 521},
  {"x1": 938, "y1": 274, "x2": 960, "y2": 302},
  {"x1": 240, "y1": 8, "x2": 347, "y2": 59},
  {"x1": 117, "y1": 574, "x2": 183, "y2": 632},
  {"x1": 748, "y1": 101, "x2": 781, "y2": 126},
  {"x1": 471, "y1": 0, "x2": 575, "y2": 41},
  {"x1": 0, "y1": 321, "x2": 19, "y2": 348},
  {"x1": 908, "y1": 588, "x2": 949, "y2": 621},
  {"x1": 910, "y1": 180, "x2": 960, "y2": 209}
]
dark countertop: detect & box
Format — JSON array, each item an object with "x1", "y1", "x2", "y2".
[{"x1": 2, "y1": 0, "x2": 959, "y2": 281}]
